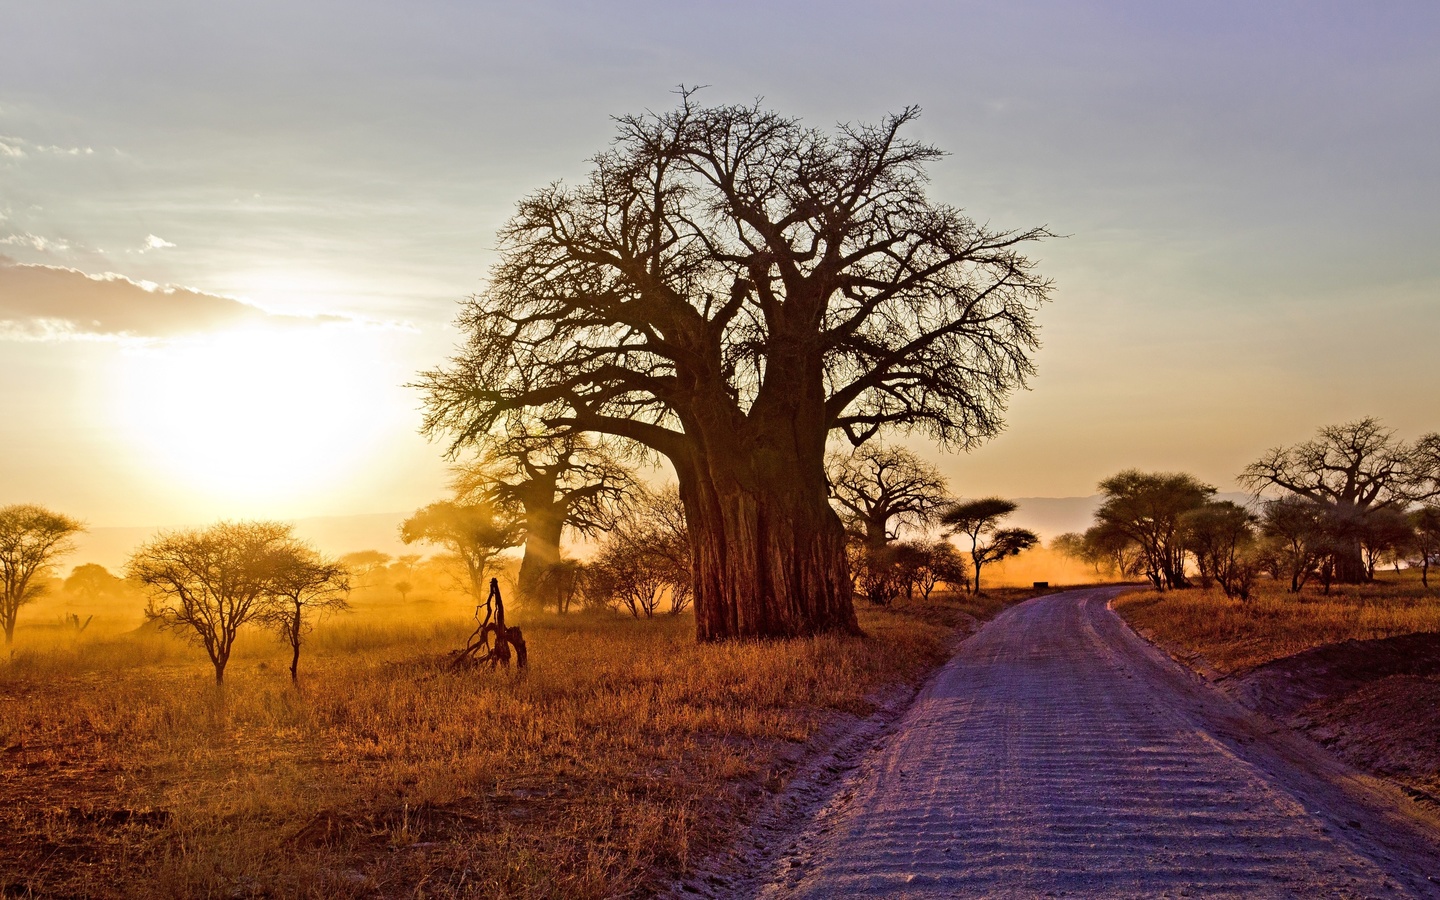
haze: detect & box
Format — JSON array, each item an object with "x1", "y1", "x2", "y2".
[{"x1": 3, "y1": 1, "x2": 1438, "y2": 530}]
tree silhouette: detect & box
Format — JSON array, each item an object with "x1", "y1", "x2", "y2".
[
  {"x1": 584, "y1": 486, "x2": 693, "y2": 617},
  {"x1": 1091, "y1": 471, "x2": 1214, "y2": 590},
  {"x1": 128, "y1": 521, "x2": 293, "y2": 684},
  {"x1": 419, "y1": 92, "x2": 1051, "y2": 640},
  {"x1": 63, "y1": 562, "x2": 122, "y2": 604},
  {"x1": 0, "y1": 504, "x2": 84, "y2": 645},
  {"x1": 262, "y1": 545, "x2": 349, "y2": 682},
  {"x1": 941, "y1": 498, "x2": 1037, "y2": 593},
  {"x1": 1241, "y1": 418, "x2": 1440, "y2": 583},
  {"x1": 1258, "y1": 495, "x2": 1332, "y2": 593},
  {"x1": 400, "y1": 500, "x2": 522, "y2": 603},
  {"x1": 1180, "y1": 501, "x2": 1258, "y2": 598},
  {"x1": 828, "y1": 444, "x2": 950, "y2": 549},
  {"x1": 1408, "y1": 506, "x2": 1440, "y2": 588},
  {"x1": 452, "y1": 432, "x2": 633, "y2": 608}
]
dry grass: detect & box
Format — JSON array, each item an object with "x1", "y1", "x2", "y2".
[
  {"x1": 0, "y1": 586, "x2": 1044, "y2": 898},
  {"x1": 1115, "y1": 572, "x2": 1440, "y2": 675}
]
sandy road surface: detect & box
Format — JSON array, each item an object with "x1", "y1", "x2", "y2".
[{"x1": 762, "y1": 587, "x2": 1440, "y2": 899}]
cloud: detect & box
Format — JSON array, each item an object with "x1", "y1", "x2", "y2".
[
  {"x1": 142, "y1": 234, "x2": 175, "y2": 250},
  {"x1": 0, "y1": 259, "x2": 344, "y2": 340},
  {"x1": 0, "y1": 135, "x2": 95, "y2": 158},
  {"x1": 1, "y1": 232, "x2": 71, "y2": 253}
]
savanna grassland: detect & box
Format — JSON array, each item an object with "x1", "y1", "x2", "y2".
[
  {"x1": 0, "y1": 587, "x2": 1044, "y2": 898},
  {"x1": 1115, "y1": 570, "x2": 1440, "y2": 675}
]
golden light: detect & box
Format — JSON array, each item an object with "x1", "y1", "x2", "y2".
[{"x1": 110, "y1": 325, "x2": 397, "y2": 514}]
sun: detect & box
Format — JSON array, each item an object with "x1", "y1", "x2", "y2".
[{"x1": 111, "y1": 325, "x2": 395, "y2": 514}]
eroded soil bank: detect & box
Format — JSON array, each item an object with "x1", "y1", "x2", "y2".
[{"x1": 1221, "y1": 632, "x2": 1440, "y2": 807}]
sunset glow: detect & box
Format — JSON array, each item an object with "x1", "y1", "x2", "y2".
[{"x1": 109, "y1": 326, "x2": 398, "y2": 512}]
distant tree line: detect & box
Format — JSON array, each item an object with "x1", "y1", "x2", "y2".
[
  {"x1": 1056, "y1": 419, "x2": 1440, "y2": 597},
  {"x1": 396, "y1": 436, "x2": 1038, "y2": 629}
]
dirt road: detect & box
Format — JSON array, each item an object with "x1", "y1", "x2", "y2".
[{"x1": 761, "y1": 587, "x2": 1440, "y2": 898}]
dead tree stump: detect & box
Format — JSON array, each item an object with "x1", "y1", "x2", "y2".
[{"x1": 449, "y1": 578, "x2": 528, "y2": 671}]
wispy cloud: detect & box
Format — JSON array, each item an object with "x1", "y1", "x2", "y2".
[
  {"x1": 1, "y1": 232, "x2": 71, "y2": 252},
  {"x1": 0, "y1": 258, "x2": 346, "y2": 340},
  {"x1": 0, "y1": 135, "x2": 95, "y2": 158},
  {"x1": 141, "y1": 234, "x2": 175, "y2": 251}
]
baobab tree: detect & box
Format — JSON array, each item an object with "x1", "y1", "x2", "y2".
[
  {"x1": 828, "y1": 444, "x2": 950, "y2": 549},
  {"x1": 1241, "y1": 418, "x2": 1440, "y2": 583},
  {"x1": 452, "y1": 432, "x2": 633, "y2": 607},
  {"x1": 0, "y1": 504, "x2": 84, "y2": 645},
  {"x1": 829, "y1": 444, "x2": 951, "y2": 605},
  {"x1": 418, "y1": 92, "x2": 1051, "y2": 640}
]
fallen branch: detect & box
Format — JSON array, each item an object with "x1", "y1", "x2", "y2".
[{"x1": 449, "y1": 577, "x2": 527, "y2": 671}]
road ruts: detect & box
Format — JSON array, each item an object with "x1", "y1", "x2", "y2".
[{"x1": 762, "y1": 587, "x2": 1440, "y2": 899}]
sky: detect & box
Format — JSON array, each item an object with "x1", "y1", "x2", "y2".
[{"x1": 2, "y1": 0, "x2": 1438, "y2": 529}]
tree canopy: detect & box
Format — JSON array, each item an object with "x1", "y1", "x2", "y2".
[
  {"x1": 1241, "y1": 418, "x2": 1440, "y2": 582},
  {"x1": 0, "y1": 504, "x2": 85, "y2": 645},
  {"x1": 828, "y1": 444, "x2": 950, "y2": 548},
  {"x1": 940, "y1": 497, "x2": 1036, "y2": 593},
  {"x1": 417, "y1": 92, "x2": 1052, "y2": 640}
]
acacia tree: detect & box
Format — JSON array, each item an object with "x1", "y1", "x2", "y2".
[
  {"x1": 1241, "y1": 418, "x2": 1440, "y2": 583},
  {"x1": 1180, "y1": 501, "x2": 1258, "y2": 598},
  {"x1": 1091, "y1": 471, "x2": 1215, "y2": 590},
  {"x1": 940, "y1": 498, "x2": 1038, "y2": 593},
  {"x1": 1054, "y1": 529, "x2": 1145, "y2": 580},
  {"x1": 1258, "y1": 495, "x2": 1332, "y2": 593},
  {"x1": 127, "y1": 521, "x2": 293, "y2": 684},
  {"x1": 400, "y1": 500, "x2": 523, "y2": 603},
  {"x1": 64, "y1": 563, "x2": 123, "y2": 603},
  {"x1": 1358, "y1": 507, "x2": 1415, "y2": 581},
  {"x1": 0, "y1": 504, "x2": 85, "y2": 645},
  {"x1": 452, "y1": 432, "x2": 634, "y2": 608},
  {"x1": 908, "y1": 540, "x2": 968, "y2": 599},
  {"x1": 1408, "y1": 506, "x2": 1440, "y2": 588},
  {"x1": 262, "y1": 545, "x2": 350, "y2": 682},
  {"x1": 418, "y1": 93, "x2": 1050, "y2": 640}
]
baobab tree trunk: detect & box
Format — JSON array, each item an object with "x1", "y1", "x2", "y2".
[
  {"x1": 677, "y1": 429, "x2": 860, "y2": 642},
  {"x1": 1335, "y1": 540, "x2": 1368, "y2": 584},
  {"x1": 516, "y1": 509, "x2": 564, "y2": 606}
]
